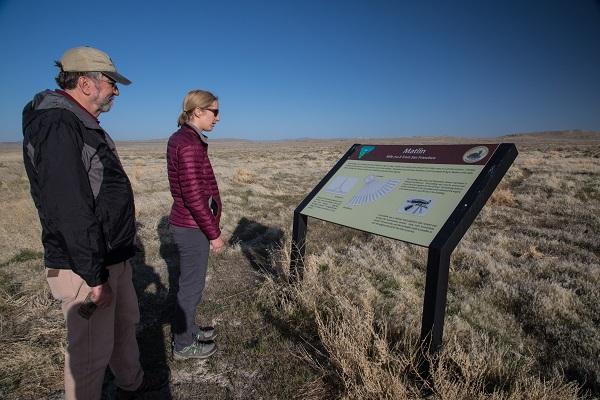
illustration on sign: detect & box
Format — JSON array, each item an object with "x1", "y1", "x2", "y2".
[
  {"x1": 347, "y1": 176, "x2": 400, "y2": 206},
  {"x1": 399, "y1": 198, "x2": 434, "y2": 216},
  {"x1": 325, "y1": 176, "x2": 358, "y2": 195},
  {"x1": 462, "y1": 146, "x2": 489, "y2": 163}
]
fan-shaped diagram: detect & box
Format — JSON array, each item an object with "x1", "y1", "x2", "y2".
[
  {"x1": 325, "y1": 176, "x2": 358, "y2": 195},
  {"x1": 347, "y1": 175, "x2": 400, "y2": 206}
]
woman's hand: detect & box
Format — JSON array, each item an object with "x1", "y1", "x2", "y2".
[{"x1": 210, "y1": 236, "x2": 225, "y2": 253}]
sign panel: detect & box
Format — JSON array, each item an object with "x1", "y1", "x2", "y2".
[{"x1": 300, "y1": 144, "x2": 499, "y2": 247}]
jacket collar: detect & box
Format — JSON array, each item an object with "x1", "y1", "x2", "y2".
[
  {"x1": 183, "y1": 123, "x2": 208, "y2": 144},
  {"x1": 56, "y1": 90, "x2": 100, "y2": 126},
  {"x1": 28, "y1": 90, "x2": 102, "y2": 130}
]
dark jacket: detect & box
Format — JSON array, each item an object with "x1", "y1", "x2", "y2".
[
  {"x1": 22, "y1": 90, "x2": 136, "y2": 287},
  {"x1": 167, "y1": 124, "x2": 222, "y2": 239}
]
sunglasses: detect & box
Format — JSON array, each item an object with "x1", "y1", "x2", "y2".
[
  {"x1": 202, "y1": 108, "x2": 219, "y2": 117},
  {"x1": 97, "y1": 74, "x2": 118, "y2": 89}
]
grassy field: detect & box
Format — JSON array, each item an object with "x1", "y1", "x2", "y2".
[{"x1": 0, "y1": 132, "x2": 598, "y2": 399}]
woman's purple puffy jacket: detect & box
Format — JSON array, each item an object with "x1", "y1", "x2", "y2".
[{"x1": 167, "y1": 124, "x2": 222, "y2": 240}]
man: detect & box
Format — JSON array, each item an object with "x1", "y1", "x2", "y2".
[{"x1": 22, "y1": 46, "x2": 166, "y2": 399}]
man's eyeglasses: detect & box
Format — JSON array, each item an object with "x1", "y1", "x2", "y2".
[
  {"x1": 95, "y1": 75, "x2": 118, "y2": 89},
  {"x1": 202, "y1": 108, "x2": 219, "y2": 117}
]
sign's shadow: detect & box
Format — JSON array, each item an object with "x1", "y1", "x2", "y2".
[{"x1": 228, "y1": 217, "x2": 284, "y2": 276}]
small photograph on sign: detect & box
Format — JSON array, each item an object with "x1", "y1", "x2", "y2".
[
  {"x1": 325, "y1": 176, "x2": 358, "y2": 195},
  {"x1": 462, "y1": 146, "x2": 489, "y2": 163},
  {"x1": 398, "y1": 197, "x2": 434, "y2": 216},
  {"x1": 347, "y1": 175, "x2": 400, "y2": 207}
]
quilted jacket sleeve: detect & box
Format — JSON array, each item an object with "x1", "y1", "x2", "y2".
[{"x1": 177, "y1": 144, "x2": 221, "y2": 239}]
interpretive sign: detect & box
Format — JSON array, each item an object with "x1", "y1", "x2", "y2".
[
  {"x1": 290, "y1": 142, "x2": 518, "y2": 387},
  {"x1": 300, "y1": 144, "x2": 499, "y2": 247}
]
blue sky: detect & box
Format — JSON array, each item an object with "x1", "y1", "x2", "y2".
[{"x1": 1, "y1": 0, "x2": 599, "y2": 141}]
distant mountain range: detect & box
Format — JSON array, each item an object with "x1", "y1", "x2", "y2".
[
  {"x1": 500, "y1": 129, "x2": 600, "y2": 141},
  {"x1": 1, "y1": 130, "x2": 599, "y2": 147}
]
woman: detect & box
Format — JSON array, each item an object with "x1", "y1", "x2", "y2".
[{"x1": 166, "y1": 89, "x2": 224, "y2": 359}]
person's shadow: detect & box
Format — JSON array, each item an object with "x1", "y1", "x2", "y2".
[
  {"x1": 155, "y1": 216, "x2": 189, "y2": 341},
  {"x1": 129, "y1": 225, "x2": 173, "y2": 399}
]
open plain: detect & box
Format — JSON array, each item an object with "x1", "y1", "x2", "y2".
[{"x1": 0, "y1": 132, "x2": 599, "y2": 399}]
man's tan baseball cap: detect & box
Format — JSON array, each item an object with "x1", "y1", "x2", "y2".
[{"x1": 59, "y1": 46, "x2": 131, "y2": 85}]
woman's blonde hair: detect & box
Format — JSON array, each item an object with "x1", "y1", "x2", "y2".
[{"x1": 177, "y1": 90, "x2": 218, "y2": 126}]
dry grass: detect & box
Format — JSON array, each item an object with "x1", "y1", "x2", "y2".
[{"x1": 0, "y1": 135, "x2": 598, "y2": 399}]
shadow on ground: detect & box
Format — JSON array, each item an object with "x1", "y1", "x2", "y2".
[
  {"x1": 228, "y1": 216, "x2": 341, "y2": 396},
  {"x1": 126, "y1": 221, "x2": 175, "y2": 399},
  {"x1": 104, "y1": 216, "x2": 328, "y2": 399},
  {"x1": 228, "y1": 217, "x2": 284, "y2": 276}
]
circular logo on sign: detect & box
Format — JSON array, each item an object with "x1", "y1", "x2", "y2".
[{"x1": 463, "y1": 146, "x2": 489, "y2": 163}]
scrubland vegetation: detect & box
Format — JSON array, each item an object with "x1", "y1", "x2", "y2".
[{"x1": 0, "y1": 132, "x2": 598, "y2": 399}]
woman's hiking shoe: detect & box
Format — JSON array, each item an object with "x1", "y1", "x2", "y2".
[
  {"x1": 196, "y1": 326, "x2": 217, "y2": 341},
  {"x1": 173, "y1": 341, "x2": 217, "y2": 360}
]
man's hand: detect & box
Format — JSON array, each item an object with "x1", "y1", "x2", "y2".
[
  {"x1": 90, "y1": 282, "x2": 113, "y2": 308},
  {"x1": 210, "y1": 236, "x2": 225, "y2": 253}
]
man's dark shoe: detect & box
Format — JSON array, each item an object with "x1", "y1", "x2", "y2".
[
  {"x1": 196, "y1": 326, "x2": 217, "y2": 342},
  {"x1": 116, "y1": 371, "x2": 169, "y2": 399}
]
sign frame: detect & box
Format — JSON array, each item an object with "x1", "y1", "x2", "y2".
[{"x1": 290, "y1": 143, "x2": 518, "y2": 375}]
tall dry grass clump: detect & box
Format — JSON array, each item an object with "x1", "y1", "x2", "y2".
[
  {"x1": 233, "y1": 168, "x2": 257, "y2": 184},
  {"x1": 259, "y1": 237, "x2": 583, "y2": 399}
]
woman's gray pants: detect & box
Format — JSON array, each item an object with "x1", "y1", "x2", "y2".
[{"x1": 169, "y1": 224, "x2": 209, "y2": 351}]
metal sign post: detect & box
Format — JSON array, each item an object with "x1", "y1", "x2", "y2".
[{"x1": 290, "y1": 211, "x2": 307, "y2": 281}]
